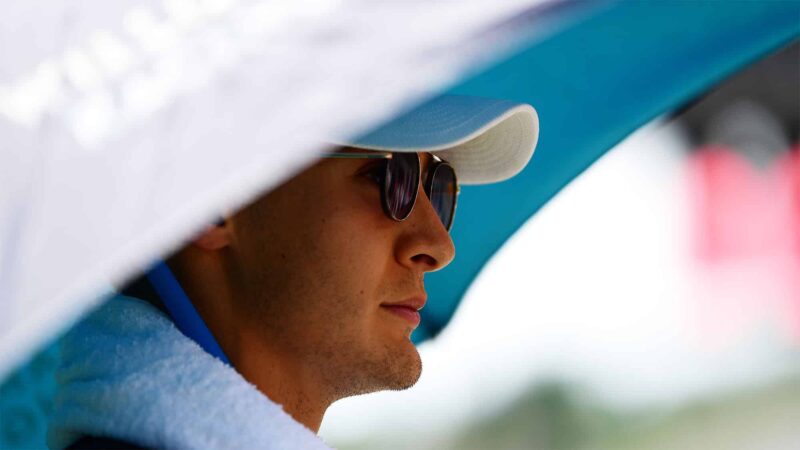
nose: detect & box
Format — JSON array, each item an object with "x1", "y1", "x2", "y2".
[{"x1": 395, "y1": 182, "x2": 456, "y2": 273}]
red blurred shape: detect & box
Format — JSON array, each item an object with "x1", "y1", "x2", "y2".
[{"x1": 688, "y1": 144, "x2": 800, "y2": 343}]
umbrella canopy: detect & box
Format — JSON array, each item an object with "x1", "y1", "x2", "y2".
[
  {"x1": 418, "y1": 0, "x2": 800, "y2": 341},
  {"x1": 1, "y1": 0, "x2": 573, "y2": 380}
]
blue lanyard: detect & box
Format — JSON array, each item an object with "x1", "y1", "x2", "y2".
[{"x1": 145, "y1": 260, "x2": 231, "y2": 366}]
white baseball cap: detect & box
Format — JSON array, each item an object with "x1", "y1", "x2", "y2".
[{"x1": 341, "y1": 94, "x2": 539, "y2": 185}]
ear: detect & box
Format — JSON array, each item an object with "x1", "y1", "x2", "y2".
[{"x1": 192, "y1": 219, "x2": 230, "y2": 251}]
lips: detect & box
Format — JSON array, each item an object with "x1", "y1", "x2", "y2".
[
  {"x1": 380, "y1": 296, "x2": 426, "y2": 327},
  {"x1": 381, "y1": 305, "x2": 421, "y2": 326}
]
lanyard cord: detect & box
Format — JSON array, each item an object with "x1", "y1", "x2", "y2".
[{"x1": 146, "y1": 260, "x2": 232, "y2": 366}]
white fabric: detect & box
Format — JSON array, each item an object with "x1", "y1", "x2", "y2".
[
  {"x1": 0, "y1": 0, "x2": 554, "y2": 380},
  {"x1": 342, "y1": 95, "x2": 540, "y2": 185},
  {"x1": 48, "y1": 294, "x2": 333, "y2": 450}
]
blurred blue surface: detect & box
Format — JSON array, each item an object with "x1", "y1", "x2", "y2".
[
  {"x1": 2, "y1": 1, "x2": 799, "y2": 448},
  {"x1": 0, "y1": 344, "x2": 58, "y2": 449}
]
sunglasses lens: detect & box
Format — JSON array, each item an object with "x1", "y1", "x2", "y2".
[
  {"x1": 429, "y1": 164, "x2": 457, "y2": 231},
  {"x1": 385, "y1": 153, "x2": 419, "y2": 220}
]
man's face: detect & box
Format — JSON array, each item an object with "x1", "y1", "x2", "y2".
[{"x1": 226, "y1": 151, "x2": 455, "y2": 400}]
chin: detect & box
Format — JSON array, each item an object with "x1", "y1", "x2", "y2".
[
  {"x1": 336, "y1": 340, "x2": 422, "y2": 398},
  {"x1": 381, "y1": 339, "x2": 423, "y2": 391}
]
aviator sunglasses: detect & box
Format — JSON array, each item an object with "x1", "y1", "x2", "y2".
[{"x1": 324, "y1": 151, "x2": 459, "y2": 231}]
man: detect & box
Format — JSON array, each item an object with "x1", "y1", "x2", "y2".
[{"x1": 48, "y1": 95, "x2": 538, "y2": 449}]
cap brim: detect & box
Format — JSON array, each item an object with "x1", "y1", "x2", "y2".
[{"x1": 339, "y1": 95, "x2": 539, "y2": 185}]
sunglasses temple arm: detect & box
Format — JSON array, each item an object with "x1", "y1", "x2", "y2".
[{"x1": 322, "y1": 152, "x2": 392, "y2": 159}]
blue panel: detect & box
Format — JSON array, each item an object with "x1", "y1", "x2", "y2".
[
  {"x1": 0, "y1": 344, "x2": 58, "y2": 450},
  {"x1": 416, "y1": 0, "x2": 800, "y2": 341}
]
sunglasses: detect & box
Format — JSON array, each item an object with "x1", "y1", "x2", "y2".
[{"x1": 324, "y1": 151, "x2": 459, "y2": 231}]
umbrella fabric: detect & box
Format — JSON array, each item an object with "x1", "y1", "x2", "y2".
[
  {"x1": 0, "y1": 0, "x2": 559, "y2": 380},
  {"x1": 418, "y1": 0, "x2": 800, "y2": 341}
]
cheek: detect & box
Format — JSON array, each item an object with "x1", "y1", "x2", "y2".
[
  {"x1": 252, "y1": 206, "x2": 392, "y2": 325},
  {"x1": 303, "y1": 185, "x2": 395, "y2": 281},
  {"x1": 235, "y1": 173, "x2": 398, "y2": 336},
  {"x1": 306, "y1": 223, "x2": 396, "y2": 334}
]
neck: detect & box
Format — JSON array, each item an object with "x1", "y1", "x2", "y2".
[
  {"x1": 167, "y1": 253, "x2": 330, "y2": 433},
  {"x1": 229, "y1": 329, "x2": 330, "y2": 433}
]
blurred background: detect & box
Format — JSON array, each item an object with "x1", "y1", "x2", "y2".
[
  {"x1": 317, "y1": 42, "x2": 800, "y2": 450},
  {"x1": 1, "y1": 23, "x2": 797, "y2": 450}
]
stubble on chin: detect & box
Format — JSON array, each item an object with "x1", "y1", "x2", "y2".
[{"x1": 321, "y1": 335, "x2": 423, "y2": 402}]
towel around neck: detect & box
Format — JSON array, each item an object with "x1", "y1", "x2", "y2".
[{"x1": 47, "y1": 294, "x2": 333, "y2": 450}]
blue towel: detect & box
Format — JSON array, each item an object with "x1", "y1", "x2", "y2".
[{"x1": 47, "y1": 295, "x2": 333, "y2": 449}]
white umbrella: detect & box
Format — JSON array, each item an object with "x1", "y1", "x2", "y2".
[{"x1": 0, "y1": 0, "x2": 566, "y2": 380}]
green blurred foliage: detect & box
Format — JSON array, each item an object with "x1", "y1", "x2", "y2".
[{"x1": 335, "y1": 376, "x2": 800, "y2": 450}]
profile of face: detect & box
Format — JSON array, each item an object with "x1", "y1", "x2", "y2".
[{"x1": 174, "y1": 150, "x2": 455, "y2": 423}]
